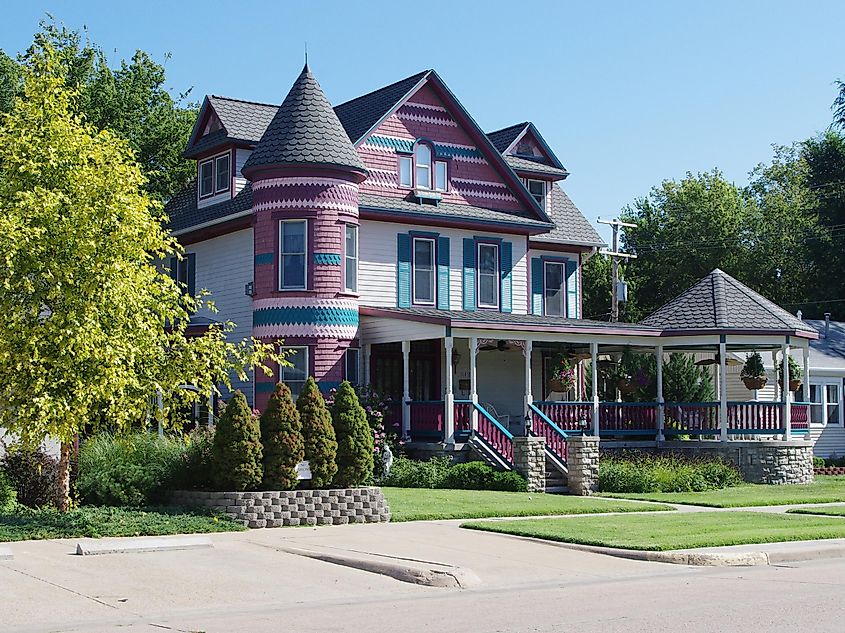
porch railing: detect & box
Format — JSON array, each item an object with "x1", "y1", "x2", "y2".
[
  {"x1": 474, "y1": 403, "x2": 514, "y2": 465},
  {"x1": 531, "y1": 401, "x2": 591, "y2": 433},
  {"x1": 664, "y1": 402, "x2": 720, "y2": 436},
  {"x1": 408, "y1": 400, "x2": 444, "y2": 441},
  {"x1": 600, "y1": 402, "x2": 659, "y2": 435},
  {"x1": 454, "y1": 400, "x2": 473, "y2": 441},
  {"x1": 792, "y1": 403, "x2": 810, "y2": 433},
  {"x1": 727, "y1": 401, "x2": 780, "y2": 434},
  {"x1": 528, "y1": 403, "x2": 568, "y2": 470}
]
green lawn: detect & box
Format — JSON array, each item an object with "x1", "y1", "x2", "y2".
[
  {"x1": 0, "y1": 506, "x2": 245, "y2": 543},
  {"x1": 382, "y1": 487, "x2": 672, "y2": 522},
  {"x1": 462, "y1": 511, "x2": 845, "y2": 551},
  {"x1": 599, "y1": 476, "x2": 845, "y2": 508},
  {"x1": 788, "y1": 505, "x2": 845, "y2": 517}
]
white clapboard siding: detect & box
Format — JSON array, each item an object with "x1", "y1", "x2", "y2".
[
  {"x1": 359, "y1": 316, "x2": 445, "y2": 345},
  {"x1": 525, "y1": 248, "x2": 582, "y2": 319},
  {"x1": 358, "y1": 219, "x2": 528, "y2": 314},
  {"x1": 235, "y1": 149, "x2": 252, "y2": 194},
  {"x1": 188, "y1": 228, "x2": 255, "y2": 404}
]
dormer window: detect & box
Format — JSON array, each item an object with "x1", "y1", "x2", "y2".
[
  {"x1": 415, "y1": 143, "x2": 431, "y2": 189},
  {"x1": 198, "y1": 151, "x2": 231, "y2": 199},
  {"x1": 526, "y1": 179, "x2": 545, "y2": 207},
  {"x1": 398, "y1": 142, "x2": 448, "y2": 192}
]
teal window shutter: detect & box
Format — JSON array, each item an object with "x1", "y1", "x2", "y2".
[
  {"x1": 501, "y1": 241, "x2": 513, "y2": 313},
  {"x1": 187, "y1": 253, "x2": 196, "y2": 297},
  {"x1": 437, "y1": 236, "x2": 450, "y2": 310},
  {"x1": 531, "y1": 257, "x2": 543, "y2": 315},
  {"x1": 397, "y1": 234, "x2": 411, "y2": 308},
  {"x1": 462, "y1": 238, "x2": 476, "y2": 311},
  {"x1": 565, "y1": 258, "x2": 578, "y2": 318}
]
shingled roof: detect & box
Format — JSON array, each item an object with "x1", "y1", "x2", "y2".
[
  {"x1": 486, "y1": 122, "x2": 529, "y2": 153},
  {"x1": 641, "y1": 269, "x2": 817, "y2": 335},
  {"x1": 241, "y1": 64, "x2": 367, "y2": 175},
  {"x1": 166, "y1": 182, "x2": 252, "y2": 234},
  {"x1": 532, "y1": 184, "x2": 604, "y2": 247}
]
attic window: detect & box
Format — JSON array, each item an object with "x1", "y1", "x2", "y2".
[
  {"x1": 198, "y1": 151, "x2": 231, "y2": 199},
  {"x1": 516, "y1": 141, "x2": 534, "y2": 156},
  {"x1": 526, "y1": 179, "x2": 546, "y2": 207}
]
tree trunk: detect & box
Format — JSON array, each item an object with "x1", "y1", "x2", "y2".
[{"x1": 56, "y1": 441, "x2": 71, "y2": 512}]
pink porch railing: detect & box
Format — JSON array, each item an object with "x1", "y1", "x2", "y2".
[
  {"x1": 475, "y1": 403, "x2": 514, "y2": 464},
  {"x1": 454, "y1": 400, "x2": 472, "y2": 440},
  {"x1": 600, "y1": 402, "x2": 658, "y2": 435},
  {"x1": 408, "y1": 401, "x2": 444, "y2": 441},
  {"x1": 528, "y1": 403, "x2": 568, "y2": 465},
  {"x1": 727, "y1": 401, "x2": 781, "y2": 433},
  {"x1": 664, "y1": 402, "x2": 720, "y2": 435},
  {"x1": 531, "y1": 401, "x2": 592, "y2": 432},
  {"x1": 792, "y1": 403, "x2": 810, "y2": 431}
]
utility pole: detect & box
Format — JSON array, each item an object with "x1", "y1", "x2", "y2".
[{"x1": 598, "y1": 217, "x2": 637, "y2": 322}]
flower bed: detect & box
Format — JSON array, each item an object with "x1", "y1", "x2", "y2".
[
  {"x1": 170, "y1": 487, "x2": 390, "y2": 528},
  {"x1": 815, "y1": 467, "x2": 845, "y2": 476}
]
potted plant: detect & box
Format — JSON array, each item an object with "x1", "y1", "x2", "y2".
[
  {"x1": 740, "y1": 352, "x2": 768, "y2": 390},
  {"x1": 549, "y1": 354, "x2": 576, "y2": 393},
  {"x1": 777, "y1": 355, "x2": 803, "y2": 392},
  {"x1": 616, "y1": 372, "x2": 636, "y2": 395}
]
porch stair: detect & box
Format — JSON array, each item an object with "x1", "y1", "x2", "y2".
[
  {"x1": 467, "y1": 434, "x2": 513, "y2": 471},
  {"x1": 544, "y1": 455, "x2": 568, "y2": 493}
]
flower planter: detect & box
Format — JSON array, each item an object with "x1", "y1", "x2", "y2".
[
  {"x1": 742, "y1": 376, "x2": 768, "y2": 390},
  {"x1": 778, "y1": 379, "x2": 803, "y2": 392},
  {"x1": 549, "y1": 378, "x2": 574, "y2": 392},
  {"x1": 617, "y1": 378, "x2": 636, "y2": 396}
]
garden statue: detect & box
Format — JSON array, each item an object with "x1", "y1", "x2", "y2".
[{"x1": 382, "y1": 443, "x2": 394, "y2": 478}]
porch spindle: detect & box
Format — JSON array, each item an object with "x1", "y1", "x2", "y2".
[
  {"x1": 402, "y1": 340, "x2": 411, "y2": 440},
  {"x1": 655, "y1": 345, "x2": 665, "y2": 441},
  {"x1": 444, "y1": 336, "x2": 455, "y2": 445},
  {"x1": 470, "y1": 337, "x2": 478, "y2": 432},
  {"x1": 719, "y1": 339, "x2": 728, "y2": 443},
  {"x1": 523, "y1": 339, "x2": 533, "y2": 433},
  {"x1": 782, "y1": 341, "x2": 792, "y2": 440},
  {"x1": 802, "y1": 345, "x2": 810, "y2": 404},
  {"x1": 590, "y1": 342, "x2": 599, "y2": 436}
]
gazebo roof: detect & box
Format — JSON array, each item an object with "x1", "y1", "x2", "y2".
[{"x1": 641, "y1": 269, "x2": 817, "y2": 337}]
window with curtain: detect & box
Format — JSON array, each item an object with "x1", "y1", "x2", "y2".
[
  {"x1": 544, "y1": 261, "x2": 566, "y2": 317},
  {"x1": 477, "y1": 243, "x2": 499, "y2": 308},
  {"x1": 415, "y1": 143, "x2": 432, "y2": 189},
  {"x1": 279, "y1": 220, "x2": 307, "y2": 290},
  {"x1": 412, "y1": 238, "x2": 435, "y2": 305},
  {"x1": 345, "y1": 224, "x2": 358, "y2": 292}
]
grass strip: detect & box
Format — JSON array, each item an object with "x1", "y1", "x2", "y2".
[
  {"x1": 462, "y1": 511, "x2": 845, "y2": 551},
  {"x1": 383, "y1": 487, "x2": 672, "y2": 522},
  {"x1": 787, "y1": 505, "x2": 845, "y2": 517}
]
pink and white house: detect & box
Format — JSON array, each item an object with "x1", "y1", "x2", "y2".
[{"x1": 165, "y1": 64, "x2": 819, "y2": 478}]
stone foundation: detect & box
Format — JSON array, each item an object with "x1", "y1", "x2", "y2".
[
  {"x1": 566, "y1": 436, "x2": 600, "y2": 495},
  {"x1": 170, "y1": 487, "x2": 390, "y2": 528},
  {"x1": 513, "y1": 436, "x2": 546, "y2": 492}
]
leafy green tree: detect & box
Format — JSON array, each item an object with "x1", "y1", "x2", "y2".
[
  {"x1": 260, "y1": 383, "x2": 304, "y2": 490},
  {"x1": 581, "y1": 253, "x2": 613, "y2": 320},
  {"x1": 331, "y1": 381, "x2": 374, "y2": 488},
  {"x1": 586, "y1": 352, "x2": 714, "y2": 403},
  {"x1": 2, "y1": 19, "x2": 196, "y2": 201},
  {"x1": 211, "y1": 391, "x2": 263, "y2": 491},
  {"x1": 0, "y1": 45, "x2": 276, "y2": 509},
  {"x1": 297, "y1": 378, "x2": 337, "y2": 488}
]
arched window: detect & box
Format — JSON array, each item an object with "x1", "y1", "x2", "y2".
[{"x1": 415, "y1": 143, "x2": 432, "y2": 189}]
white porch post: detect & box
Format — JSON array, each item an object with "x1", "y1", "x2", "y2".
[
  {"x1": 772, "y1": 351, "x2": 781, "y2": 402},
  {"x1": 803, "y1": 344, "x2": 810, "y2": 404},
  {"x1": 401, "y1": 340, "x2": 411, "y2": 440},
  {"x1": 590, "y1": 342, "x2": 600, "y2": 437},
  {"x1": 719, "y1": 338, "x2": 728, "y2": 443},
  {"x1": 656, "y1": 345, "x2": 665, "y2": 442},
  {"x1": 469, "y1": 336, "x2": 478, "y2": 432},
  {"x1": 444, "y1": 336, "x2": 455, "y2": 445},
  {"x1": 524, "y1": 339, "x2": 533, "y2": 434},
  {"x1": 782, "y1": 341, "x2": 792, "y2": 440}
]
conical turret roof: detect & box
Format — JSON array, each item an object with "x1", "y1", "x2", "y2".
[{"x1": 242, "y1": 64, "x2": 367, "y2": 177}]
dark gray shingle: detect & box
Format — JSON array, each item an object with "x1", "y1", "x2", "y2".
[
  {"x1": 164, "y1": 182, "x2": 252, "y2": 233},
  {"x1": 505, "y1": 155, "x2": 569, "y2": 178},
  {"x1": 532, "y1": 184, "x2": 605, "y2": 247},
  {"x1": 486, "y1": 122, "x2": 529, "y2": 153}
]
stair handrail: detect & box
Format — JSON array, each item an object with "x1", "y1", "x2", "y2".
[
  {"x1": 527, "y1": 402, "x2": 569, "y2": 439},
  {"x1": 473, "y1": 403, "x2": 514, "y2": 438}
]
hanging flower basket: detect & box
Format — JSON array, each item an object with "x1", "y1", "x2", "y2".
[
  {"x1": 742, "y1": 376, "x2": 768, "y2": 390},
  {"x1": 776, "y1": 355, "x2": 803, "y2": 393},
  {"x1": 740, "y1": 352, "x2": 767, "y2": 391},
  {"x1": 549, "y1": 354, "x2": 576, "y2": 393},
  {"x1": 617, "y1": 377, "x2": 636, "y2": 395},
  {"x1": 779, "y1": 378, "x2": 803, "y2": 392}
]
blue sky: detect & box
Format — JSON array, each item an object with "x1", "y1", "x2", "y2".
[{"x1": 2, "y1": 1, "x2": 844, "y2": 242}]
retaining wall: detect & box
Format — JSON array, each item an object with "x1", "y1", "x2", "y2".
[{"x1": 171, "y1": 487, "x2": 390, "y2": 528}]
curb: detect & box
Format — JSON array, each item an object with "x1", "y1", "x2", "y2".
[
  {"x1": 75, "y1": 535, "x2": 213, "y2": 556},
  {"x1": 268, "y1": 543, "x2": 480, "y2": 588},
  {"x1": 0, "y1": 547, "x2": 13, "y2": 561}
]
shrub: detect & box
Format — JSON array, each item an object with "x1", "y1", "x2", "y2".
[
  {"x1": 331, "y1": 381, "x2": 374, "y2": 488},
  {"x1": 439, "y1": 461, "x2": 495, "y2": 490},
  {"x1": 0, "y1": 469, "x2": 16, "y2": 511},
  {"x1": 76, "y1": 432, "x2": 185, "y2": 506},
  {"x1": 172, "y1": 427, "x2": 216, "y2": 490},
  {"x1": 599, "y1": 453, "x2": 742, "y2": 493},
  {"x1": 382, "y1": 455, "x2": 452, "y2": 488},
  {"x1": 813, "y1": 456, "x2": 826, "y2": 469},
  {"x1": 491, "y1": 470, "x2": 530, "y2": 492},
  {"x1": 297, "y1": 378, "x2": 337, "y2": 488},
  {"x1": 211, "y1": 391, "x2": 263, "y2": 491},
  {"x1": 260, "y1": 383, "x2": 304, "y2": 490},
  {"x1": 1, "y1": 446, "x2": 62, "y2": 508}
]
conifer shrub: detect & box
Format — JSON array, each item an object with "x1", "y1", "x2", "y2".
[
  {"x1": 211, "y1": 391, "x2": 263, "y2": 491},
  {"x1": 331, "y1": 381, "x2": 374, "y2": 487},
  {"x1": 297, "y1": 377, "x2": 337, "y2": 488},
  {"x1": 260, "y1": 383, "x2": 305, "y2": 490}
]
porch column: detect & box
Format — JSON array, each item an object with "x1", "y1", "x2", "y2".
[
  {"x1": 401, "y1": 340, "x2": 411, "y2": 440},
  {"x1": 363, "y1": 343, "x2": 372, "y2": 386},
  {"x1": 590, "y1": 342, "x2": 600, "y2": 437},
  {"x1": 469, "y1": 336, "x2": 478, "y2": 432},
  {"x1": 803, "y1": 344, "x2": 810, "y2": 404},
  {"x1": 782, "y1": 341, "x2": 792, "y2": 440},
  {"x1": 523, "y1": 339, "x2": 533, "y2": 433},
  {"x1": 655, "y1": 345, "x2": 665, "y2": 442},
  {"x1": 719, "y1": 338, "x2": 728, "y2": 443},
  {"x1": 444, "y1": 336, "x2": 455, "y2": 445},
  {"x1": 772, "y1": 351, "x2": 780, "y2": 402}
]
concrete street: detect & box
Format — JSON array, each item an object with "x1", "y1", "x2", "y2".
[{"x1": 2, "y1": 519, "x2": 844, "y2": 632}]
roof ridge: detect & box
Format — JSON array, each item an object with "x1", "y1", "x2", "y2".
[
  {"x1": 210, "y1": 95, "x2": 279, "y2": 108},
  {"x1": 486, "y1": 121, "x2": 530, "y2": 135},
  {"x1": 719, "y1": 272, "x2": 797, "y2": 329},
  {"x1": 712, "y1": 270, "x2": 727, "y2": 327},
  {"x1": 333, "y1": 69, "x2": 431, "y2": 109}
]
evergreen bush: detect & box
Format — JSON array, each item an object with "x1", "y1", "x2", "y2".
[
  {"x1": 211, "y1": 391, "x2": 263, "y2": 491},
  {"x1": 260, "y1": 383, "x2": 304, "y2": 490},
  {"x1": 1, "y1": 446, "x2": 62, "y2": 508},
  {"x1": 331, "y1": 381, "x2": 374, "y2": 487},
  {"x1": 297, "y1": 377, "x2": 337, "y2": 488}
]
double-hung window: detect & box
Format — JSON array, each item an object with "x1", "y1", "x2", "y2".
[
  {"x1": 199, "y1": 151, "x2": 231, "y2": 198},
  {"x1": 415, "y1": 143, "x2": 432, "y2": 189},
  {"x1": 477, "y1": 243, "x2": 499, "y2": 309},
  {"x1": 199, "y1": 160, "x2": 214, "y2": 197},
  {"x1": 434, "y1": 161, "x2": 448, "y2": 191},
  {"x1": 281, "y1": 346, "x2": 309, "y2": 397},
  {"x1": 399, "y1": 156, "x2": 413, "y2": 187},
  {"x1": 345, "y1": 348, "x2": 360, "y2": 384},
  {"x1": 412, "y1": 237, "x2": 436, "y2": 305},
  {"x1": 215, "y1": 154, "x2": 230, "y2": 193},
  {"x1": 345, "y1": 224, "x2": 358, "y2": 293},
  {"x1": 526, "y1": 179, "x2": 546, "y2": 207},
  {"x1": 544, "y1": 261, "x2": 566, "y2": 317},
  {"x1": 810, "y1": 381, "x2": 842, "y2": 425},
  {"x1": 279, "y1": 220, "x2": 307, "y2": 290}
]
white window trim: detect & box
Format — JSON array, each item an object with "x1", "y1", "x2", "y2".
[
  {"x1": 810, "y1": 378, "x2": 843, "y2": 426},
  {"x1": 434, "y1": 160, "x2": 448, "y2": 192},
  {"x1": 543, "y1": 260, "x2": 566, "y2": 317},
  {"x1": 345, "y1": 348, "x2": 361, "y2": 385},
  {"x1": 199, "y1": 159, "x2": 214, "y2": 198},
  {"x1": 398, "y1": 155, "x2": 413, "y2": 187},
  {"x1": 476, "y1": 242, "x2": 500, "y2": 309},
  {"x1": 415, "y1": 143, "x2": 432, "y2": 190},
  {"x1": 214, "y1": 153, "x2": 231, "y2": 194},
  {"x1": 198, "y1": 151, "x2": 232, "y2": 200},
  {"x1": 279, "y1": 219, "x2": 308, "y2": 291},
  {"x1": 526, "y1": 178, "x2": 546, "y2": 207},
  {"x1": 412, "y1": 237, "x2": 436, "y2": 306},
  {"x1": 281, "y1": 346, "x2": 309, "y2": 395},
  {"x1": 344, "y1": 224, "x2": 358, "y2": 293}
]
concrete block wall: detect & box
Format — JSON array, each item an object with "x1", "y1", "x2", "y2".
[{"x1": 171, "y1": 487, "x2": 390, "y2": 528}]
